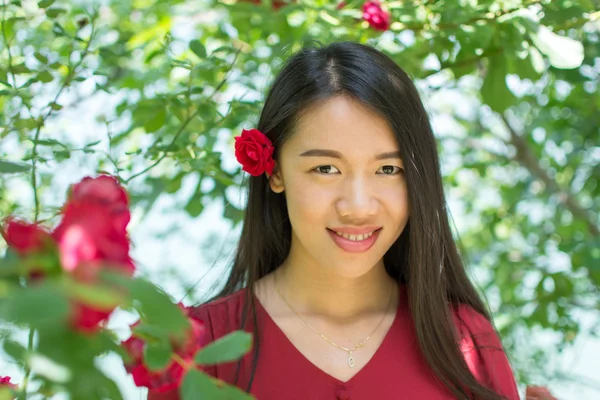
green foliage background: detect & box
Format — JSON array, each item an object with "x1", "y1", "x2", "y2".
[{"x1": 1, "y1": 0, "x2": 599, "y2": 397}]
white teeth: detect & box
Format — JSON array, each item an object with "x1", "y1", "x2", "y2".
[{"x1": 334, "y1": 230, "x2": 376, "y2": 241}]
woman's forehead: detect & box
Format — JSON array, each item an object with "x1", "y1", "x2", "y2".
[{"x1": 289, "y1": 96, "x2": 400, "y2": 154}]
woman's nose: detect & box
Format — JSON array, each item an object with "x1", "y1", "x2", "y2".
[{"x1": 335, "y1": 177, "x2": 378, "y2": 219}]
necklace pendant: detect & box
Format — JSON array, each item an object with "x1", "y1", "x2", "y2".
[{"x1": 348, "y1": 353, "x2": 355, "y2": 368}]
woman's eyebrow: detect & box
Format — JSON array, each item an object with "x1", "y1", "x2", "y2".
[{"x1": 299, "y1": 149, "x2": 402, "y2": 160}]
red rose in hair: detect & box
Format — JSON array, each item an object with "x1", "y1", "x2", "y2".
[
  {"x1": 122, "y1": 305, "x2": 208, "y2": 392},
  {"x1": 362, "y1": 1, "x2": 390, "y2": 31},
  {"x1": 234, "y1": 128, "x2": 276, "y2": 176}
]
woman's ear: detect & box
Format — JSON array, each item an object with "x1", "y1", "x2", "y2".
[{"x1": 268, "y1": 165, "x2": 285, "y2": 193}]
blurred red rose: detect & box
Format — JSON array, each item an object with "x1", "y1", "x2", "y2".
[
  {"x1": 0, "y1": 376, "x2": 17, "y2": 389},
  {"x1": 362, "y1": 1, "x2": 390, "y2": 31},
  {"x1": 53, "y1": 201, "x2": 133, "y2": 277},
  {"x1": 69, "y1": 301, "x2": 118, "y2": 334},
  {"x1": 525, "y1": 386, "x2": 558, "y2": 400},
  {"x1": 122, "y1": 306, "x2": 208, "y2": 392},
  {"x1": 1, "y1": 218, "x2": 56, "y2": 279},
  {"x1": 68, "y1": 174, "x2": 130, "y2": 234},
  {"x1": 53, "y1": 175, "x2": 134, "y2": 333},
  {"x1": 53, "y1": 199, "x2": 133, "y2": 333},
  {"x1": 1, "y1": 218, "x2": 54, "y2": 255}
]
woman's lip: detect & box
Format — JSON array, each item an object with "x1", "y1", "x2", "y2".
[
  {"x1": 328, "y1": 226, "x2": 382, "y2": 235},
  {"x1": 326, "y1": 228, "x2": 381, "y2": 253}
]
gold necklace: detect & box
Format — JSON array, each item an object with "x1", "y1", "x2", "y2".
[{"x1": 274, "y1": 272, "x2": 395, "y2": 369}]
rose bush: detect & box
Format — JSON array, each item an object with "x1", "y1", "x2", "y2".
[
  {"x1": 0, "y1": 175, "x2": 253, "y2": 399},
  {"x1": 0, "y1": 0, "x2": 593, "y2": 397}
]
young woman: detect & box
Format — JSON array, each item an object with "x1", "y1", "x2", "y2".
[{"x1": 150, "y1": 41, "x2": 521, "y2": 400}]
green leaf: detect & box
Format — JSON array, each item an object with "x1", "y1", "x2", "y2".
[
  {"x1": 481, "y1": 54, "x2": 516, "y2": 113},
  {"x1": 36, "y1": 70, "x2": 53, "y2": 83},
  {"x1": 190, "y1": 40, "x2": 207, "y2": 59},
  {"x1": 132, "y1": 323, "x2": 171, "y2": 342},
  {"x1": 0, "y1": 388, "x2": 14, "y2": 400},
  {"x1": 12, "y1": 64, "x2": 31, "y2": 74},
  {"x1": 195, "y1": 331, "x2": 252, "y2": 366},
  {"x1": 46, "y1": 8, "x2": 67, "y2": 18},
  {"x1": 31, "y1": 138, "x2": 67, "y2": 148},
  {"x1": 13, "y1": 117, "x2": 39, "y2": 130},
  {"x1": 63, "y1": 278, "x2": 124, "y2": 309},
  {"x1": 0, "y1": 283, "x2": 70, "y2": 327},
  {"x1": 508, "y1": 51, "x2": 542, "y2": 81},
  {"x1": 184, "y1": 194, "x2": 204, "y2": 217},
  {"x1": 530, "y1": 25, "x2": 584, "y2": 69},
  {"x1": 3, "y1": 339, "x2": 26, "y2": 363},
  {"x1": 38, "y1": 0, "x2": 55, "y2": 7},
  {"x1": 143, "y1": 107, "x2": 166, "y2": 133},
  {"x1": 84, "y1": 139, "x2": 101, "y2": 148},
  {"x1": 144, "y1": 341, "x2": 173, "y2": 371},
  {"x1": 180, "y1": 369, "x2": 254, "y2": 400},
  {"x1": 101, "y1": 273, "x2": 190, "y2": 341},
  {"x1": 0, "y1": 160, "x2": 31, "y2": 173},
  {"x1": 34, "y1": 52, "x2": 49, "y2": 63}
]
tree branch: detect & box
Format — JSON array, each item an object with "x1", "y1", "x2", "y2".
[
  {"x1": 500, "y1": 113, "x2": 599, "y2": 237},
  {"x1": 29, "y1": 17, "x2": 97, "y2": 221},
  {"x1": 395, "y1": 0, "x2": 546, "y2": 32},
  {"x1": 124, "y1": 47, "x2": 243, "y2": 184}
]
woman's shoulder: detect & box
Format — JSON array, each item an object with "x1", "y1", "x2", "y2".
[
  {"x1": 451, "y1": 303, "x2": 501, "y2": 348},
  {"x1": 188, "y1": 287, "x2": 251, "y2": 340},
  {"x1": 451, "y1": 303, "x2": 520, "y2": 399}
]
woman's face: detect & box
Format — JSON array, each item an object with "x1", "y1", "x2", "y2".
[{"x1": 269, "y1": 95, "x2": 410, "y2": 278}]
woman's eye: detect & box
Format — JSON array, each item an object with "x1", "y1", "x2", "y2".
[
  {"x1": 315, "y1": 165, "x2": 340, "y2": 174},
  {"x1": 379, "y1": 166, "x2": 403, "y2": 175}
]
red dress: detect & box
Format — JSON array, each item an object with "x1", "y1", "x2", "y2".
[{"x1": 149, "y1": 284, "x2": 520, "y2": 400}]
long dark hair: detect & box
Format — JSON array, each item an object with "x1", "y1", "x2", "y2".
[{"x1": 207, "y1": 41, "x2": 508, "y2": 400}]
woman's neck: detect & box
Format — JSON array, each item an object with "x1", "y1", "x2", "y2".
[{"x1": 273, "y1": 259, "x2": 397, "y2": 325}]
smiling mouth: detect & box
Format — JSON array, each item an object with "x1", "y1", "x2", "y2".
[{"x1": 329, "y1": 228, "x2": 382, "y2": 242}]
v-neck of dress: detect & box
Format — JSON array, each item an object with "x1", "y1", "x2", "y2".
[{"x1": 251, "y1": 284, "x2": 402, "y2": 387}]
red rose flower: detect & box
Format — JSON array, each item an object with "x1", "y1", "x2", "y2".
[
  {"x1": 53, "y1": 201, "x2": 133, "y2": 276},
  {"x1": 1, "y1": 218, "x2": 54, "y2": 256},
  {"x1": 53, "y1": 200, "x2": 133, "y2": 333},
  {"x1": 122, "y1": 306, "x2": 208, "y2": 392},
  {"x1": 51, "y1": 175, "x2": 134, "y2": 333},
  {"x1": 234, "y1": 128, "x2": 276, "y2": 176},
  {"x1": 68, "y1": 175, "x2": 130, "y2": 233},
  {"x1": 362, "y1": 1, "x2": 390, "y2": 32},
  {"x1": 1, "y1": 218, "x2": 56, "y2": 279},
  {"x1": 68, "y1": 302, "x2": 115, "y2": 333},
  {"x1": 525, "y1": 386, "x2": 558, "y2": 400}
]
